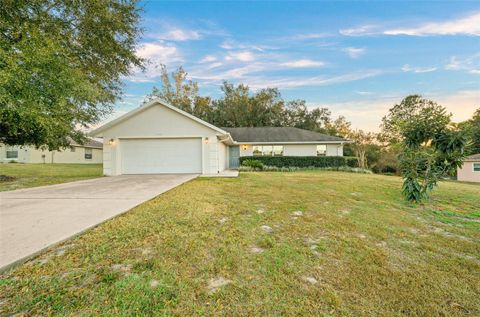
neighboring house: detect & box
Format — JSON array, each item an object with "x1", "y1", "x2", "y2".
[
  {"x1": 0, "y1": 139, "x2": 103, "y2": 164},
  {"x1": 457, "y1": 154, "x2": 480, "y2": 183},
  {"x1": 90, "y1": 99, "x2": 349, "y2": 176}
]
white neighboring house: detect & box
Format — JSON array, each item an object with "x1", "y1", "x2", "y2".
[
  {"x1": 90, "y1": 99, "x2": 349, "y2": 176},
  {"x1": 457, "y1": 154, "x2": 480, "y2": 183},
  {"x1": 0, "y1": 139, "x2": 103, "y2": 164}
]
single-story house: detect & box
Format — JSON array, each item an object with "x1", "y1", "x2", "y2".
[
  {"x1": 90, "y1": 99, "x2": 349, "y2": 176},
  {"x1": 0, "y1": 138, "x2": 103, "y2": 164},
  {"x1": 457, "y1": 154, "x2": 480, "y2": 183}
]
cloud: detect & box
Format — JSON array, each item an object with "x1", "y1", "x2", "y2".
[
  {"x1": 340, "y1": 12, "x2": 480, "y2": 37},
  {"x1": 384, "y1": 12, "x2": 480, "y2": 36},
  {"x1": 290, "y1": 33, "x2": 332, "y2": 40},
  {"x1": 281, "y1": 59, "x2": 325, "y2": 68},
  {"x1": 157, "y1": 28, "x2": 202, "y2": 41},
  {"x1": 339, "y1": 25, "x2": 377, "y2": 36},
  {"x1": 199, "y1": 55, "x2": 217, "y2": 63},
  {"x1": 219, "y1": 39, "x2": 272, "y2": 51},
  {"x1": 127, "y1": 42, "x2": 182, "y2": 82},
  {"x1": 445, "y1": 54, "x2": 480, "y2": 74},
  {"x1": 342, "y1": 47, "x2": 365, "y2": 58},
  {"x1": 246, "y1": 70, "x2": 383, "y2": 90},
  {"x1": 136, "y1": 42, "x2": 180, "y2": 60},
  {"x1": 225, "y1": 51, "x2": 256, "y2": 62},
  {"x1": 401, "y1": 64, "x2": 437, "y2": 73},
  {"x1": 355, "y1": 91, "x2": 374, "y2": 96}
]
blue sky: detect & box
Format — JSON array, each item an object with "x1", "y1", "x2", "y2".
[{"x1": 117, "y1": 1, "x2": 480, "y2": 130}]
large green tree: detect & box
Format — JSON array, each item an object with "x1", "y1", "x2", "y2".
[
  {"x1": 457, "y1": 108, "x2": 480, "y2": 155},
  {"x1": 384, "y1": 96, "x2": 468, "y2": 202},
  {"x1": 380, "y1": 95, "x2": 451, "y2": 145},
  {"x1": 0, "y1": 0, "x2": 143, "y2": 150}
]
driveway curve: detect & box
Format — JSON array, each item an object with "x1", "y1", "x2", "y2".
[{"x1": 0, "y1": 174, "x2": 197, "y2": 271}]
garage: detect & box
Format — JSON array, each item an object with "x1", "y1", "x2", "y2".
[{"x1": 120, "y1": 138, "x2": 202, "y2": 174}]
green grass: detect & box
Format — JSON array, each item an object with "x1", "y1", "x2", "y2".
[
  {"x1": 0, "y1": 163, "x2": 103, "y2": 191},
  {"x1": 0, "y1": 171, "x2": 479, "y2": 316}
]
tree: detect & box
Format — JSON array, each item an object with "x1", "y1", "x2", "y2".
[
  {"x1": 388, "y1": 96, "x2": 469, "y2": 203},
  {"x1": 284, "y1": 100, "x2": 331, "y2": 132},
  {"x1": 457, "y1": 108, "x2": 480, "y2": 155},
  {"x1": 0, "y1": 0, "x2": 143, "y2": 150},
  {"x1": 348, "y1": 130, "x2": 376, "y2": 169},
  {"x1": 325, "y1": 116, "x2": 351, "y2": 138},
  {"x1": 146, "y1": 65, "x2": 200, "y2": 114},
  {"x1": 381, "y1": 95, "x2": 451, "y2": 145}
]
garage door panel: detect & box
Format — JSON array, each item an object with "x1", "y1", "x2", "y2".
[{"x1": 120, "y1": 138, "x2": 202, "y2": 174}]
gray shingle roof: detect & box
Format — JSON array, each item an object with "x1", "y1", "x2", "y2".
[
  {"x1": 222, "y1": 127, "x2": 347, "y2": 143},
  {"x1": 69, "y1": 138, "x2": 103, "y2": 149},
  {"x1": 465, "y1": 153, "x2": 480, "y2": 162}
]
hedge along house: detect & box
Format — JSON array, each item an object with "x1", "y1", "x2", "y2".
[{"x1": 90, "y1": 98, "x2": 349, "y2": 176}]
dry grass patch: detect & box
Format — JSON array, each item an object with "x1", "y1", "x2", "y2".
[{"x1": 0, "y1": 171, "x2": 479, "y2": 316}]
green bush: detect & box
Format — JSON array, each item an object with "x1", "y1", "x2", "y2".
[
  {"x1": 241, "y1": 159, "x2": 264, "y2": 170},
  {"x1": 238, "y1": 165, "x2": 372, "y2": 174},
  {"x1": 239, "y1": 156, "x2": 358, "y2": 168}
]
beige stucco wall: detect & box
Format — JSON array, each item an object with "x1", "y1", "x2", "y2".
[
  {"x1": 0, "y1": 144, "x2": 102, "y2": 164},
  {"x1": 218, "y1": 142, "x2": 227, "y2": 171},
  {"x1": 238, "y1": 143, "x2": 344, "y2": 157},
  {"x1": 99, "y1": 104, "x2": 226, "y2": 175},
  {"x1": 457, "y1": 161, "x2": 480, "y2": 182}
]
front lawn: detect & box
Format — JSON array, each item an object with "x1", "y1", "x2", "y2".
[
  {"x1": 0, "y1": 163, "x2": 103, "y2": 191},
  {"x1": 0, "y1": 172, "x2": 479, "y2": 316}
]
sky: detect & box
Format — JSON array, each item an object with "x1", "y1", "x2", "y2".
[{"x1": 116, "y1": 0, "x2": 480, "y2": 131}]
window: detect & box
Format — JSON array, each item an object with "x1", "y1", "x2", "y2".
[
  {"x1": 474, "y1": 163, "x2": 480, "y2": 172},
  {"x1": 70, "y1": 146, "x2": 76, "y2": 152},
  {"x1": 316, "y1": 145, "x2": 327, "y2": 156},
  {"x1": 6, "y1": 146, "x2": 18, "y2": 159},
  {"x1": 273, "y1": 146, "x2": 284, "y2": 156},
  {"x1": 252, "y1": 145, "x2": 284, "y2": 156},
  {"x1": 262, "y1": 145, "x2": 273, "y2": 156},
  {"x1": 253, "y1": 146, "x2": 262, "y2": 156},
  {"x1": 84, "y1": 148, "x2": 92, "y2": 159}
]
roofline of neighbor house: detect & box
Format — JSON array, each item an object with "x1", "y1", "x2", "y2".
[{"x1": 89, "y1": 98, "x2": 229, "y2": 137}]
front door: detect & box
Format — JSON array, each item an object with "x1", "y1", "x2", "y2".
[{"x1": 229, "y1": 146, "x2": 240, "y2": 169}]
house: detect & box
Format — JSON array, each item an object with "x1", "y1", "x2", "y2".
[
  {"x1": 90, "y1": 99, "x2": 348, "y2": 176},
  {"x1": 0, "y1": 138, "x2": 103, "y2": 164},
  {"x1": 457, "y1": 154, "x2": 480, "y2": 183}
]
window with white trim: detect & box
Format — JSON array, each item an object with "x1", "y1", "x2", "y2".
[
  {"x1": 84, "y1": 148, "x2": 92, "y2": 159},
  {"x1": 316, "y1": 145, "x2": 327, "y2": 156},
  {"x1": 6, "y1": 146, "x2": 18, "y2": 159},
  {"x1": 474, "y1": 163, "x2": 480, "y2": 172},
  {"x1": 252, "y1": 145, "x2": 284, "y2": 156}
]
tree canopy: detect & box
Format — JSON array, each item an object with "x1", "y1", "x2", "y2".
[
  {"x1": 383, "y1": 96, "x2": 468, "y2": 202},
  {"x1": 146, "y1": 66, "x2": 349, "y2": 136},
  {"x1": 0, "y1": 0, "x2": 143, "y2": 150}
]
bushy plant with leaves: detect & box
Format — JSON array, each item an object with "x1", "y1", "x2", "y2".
[
  {"x1": 241, "y1": 159, "x2": 264, "y2": 170},
  {"x1": 396, "y1": 97, "x2": 469, "y2": 202}
]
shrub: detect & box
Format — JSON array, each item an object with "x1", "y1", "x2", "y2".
[
  {"x1": 239, "y1": 165, "x2": 372, "y2": 174},
  {"x1": 239, "y1": 156, "x2": 358, "y2": 168},
  {"x1": 241, "y1": 159, "x2": 264, "y2": 170}
]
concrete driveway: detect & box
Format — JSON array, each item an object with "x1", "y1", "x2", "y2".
[{"x1": 0, "y1": 174, "x2": 197, "y2": 271}]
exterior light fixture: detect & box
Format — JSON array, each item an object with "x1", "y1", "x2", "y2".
[
  {"x1": 242, "y1": 144, "x2": 248, "y2": 150},
  {"x1": 108, "y1": 138, "x2": 114, "y2": 145},
  {"x1": 204, "y1": 137, "x2": 209, "y2": 144}
]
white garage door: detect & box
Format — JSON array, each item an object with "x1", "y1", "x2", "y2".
[{"x1": 120, "y1": 138, "x2": 202, "y2": 174}]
